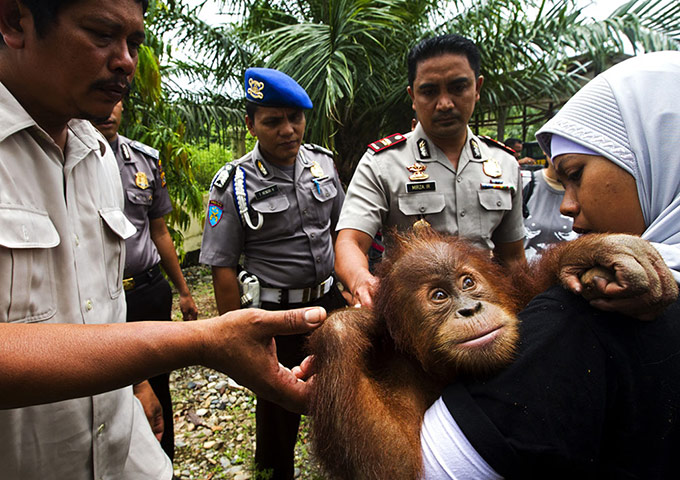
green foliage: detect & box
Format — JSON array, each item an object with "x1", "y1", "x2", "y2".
[{"x1": 192, "y1": 143, "x2": 234, "y2": 191}]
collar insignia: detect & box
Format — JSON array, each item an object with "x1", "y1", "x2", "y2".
[
  {"x1": 256, "y1": 159, "x2": 269, "y2": 176},
  {"x1": 470, "y1": 138, "x2": 482, "y2": 159},
  {"x1": 417, "y1": 138, "x2": 430, "y2": 159}
]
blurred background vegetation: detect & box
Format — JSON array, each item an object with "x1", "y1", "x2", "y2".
[{"x1": 123, "y1": 0, "x2": 680, "y2": 251}]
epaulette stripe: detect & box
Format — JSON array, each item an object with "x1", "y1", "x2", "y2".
[
  {"x1": 479, "y1": 135, "x2": 517, "y2": 156},
  {"x1": 367, "y1": 133, "x2": 406, "y2": 154}
]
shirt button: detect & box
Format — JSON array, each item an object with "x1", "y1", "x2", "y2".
[
  {"x1": 496, "y1": 201, "x2": 502, "y2": 207},
  {"x1": 97, "y1": 423, "x2": 105, "y2": 435},
  {"x1": 303, "y1": 209, "x2": 308, "y2": 215},
  {"x1": 310, "y1": 233, "x2": 316, "y2": 238},
  {"x1": 457, "y1": 176, "x2": 462, "y2": 183},
  {"x1": 74, "y1": 234, "x2": 80, "y2": 246},
  {"x1": 315, "y1": 257, "x2": 321, "y2": 263},
  {"x1": 269, "y1": 205, "x2": 275, "y2": 210},
  {"x1": 85, "y1": 300, "x2": 93, "y2": 311},
  {"x1": 460, "y1": 210, "x2": 466, "y2": 217},
  {"x1": 419, "y1": 206, "x2": 425, "y2": 212}
]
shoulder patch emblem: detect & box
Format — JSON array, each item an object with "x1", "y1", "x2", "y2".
[
  {"x1": 367, "y1": 133, "x2": 406, "y2": 154},
  {"x1": 479, "y1": 135, "x2": 517, "y2": 156},
  {"x1": 129, "y1": 140, "x2": 160, "y2": 160},
  {"x1": 208, "y1": 200, "x2": 224, "y2": 227}
]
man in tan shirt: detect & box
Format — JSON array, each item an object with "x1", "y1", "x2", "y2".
[{"x1": 0, "y1": 1, "x2": 325, "y2": 479}]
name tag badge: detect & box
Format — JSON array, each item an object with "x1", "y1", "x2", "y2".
[
  {"x1": 406, "y1": 181, "x2": 436, "y2": 193},
  {"x1": 255, "y1": 185, "x2": 279, "y2": 200}
]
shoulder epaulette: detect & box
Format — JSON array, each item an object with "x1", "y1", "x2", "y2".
[
  {"x1": 303, "y1": 143, "x2": 333, "y2": 157},
  {"x1": 367, "y1": 133, "x2": 406, "y2": 154},
  {"x1": 210, "y1": 162, "x2": 237, "y2": 192},
  {"x1": 129, "y1": 140, "x2": 160, "y2": 160},
  {"x1": 478, "y1": 135, "x2": 517, "y2": 156}
]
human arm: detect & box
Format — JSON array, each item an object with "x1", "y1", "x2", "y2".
[
  {"x1": 133, "y1": 380, "x2": 164, "y2": 441},
  {"x1": 149, "y1": 216, "x2": 198, "y2": 320},
  {"x1": 212, "y1": 266, "x2": 241, "y2": 314},
  {"x1": 334, "y1": 228, "x2": 380, "y2": 308},
  {"x1": 0, "y1": 306, "x2": 325, "y2": 413}
]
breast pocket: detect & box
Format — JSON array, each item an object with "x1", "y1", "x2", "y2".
[
  {"x1": 309, "y1": 179, "x2": 338, "y2": 226},
  {"x1": 397, "y1": 192, "x2": 446, "y2": 217},
  {"x1": 99, "y1": 208, "x2": 136, "y2": 298},
  {"x1": 250, "y1": 193, "x2": 292, "y2": 237},
  {"x1": 0, "y1": 205, "x2": 59, "y2": 323},
  {"x1": 478, "y1": 188, "x2": 512, "y2": 234}
]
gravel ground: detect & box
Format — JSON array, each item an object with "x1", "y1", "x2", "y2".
[{"x1": 169, "y1": 265, "x2": 326, "y2": 480}]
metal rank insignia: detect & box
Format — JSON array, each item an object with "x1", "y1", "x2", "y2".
[
  {"x1": 407, "y1": 162, "x2": 429, "y2": 181},
  {"x1": 135, "y1": 171, "x2": 149, "y2": 189},
  {"x1": 256, "y1": 159, "x2": 269, "y2": 176},
  {"x1": 310, "y1": 160, "x2": 326, "y2": 178},
  {"x1": 482, "y1": 158, "x2": 503, "y2": 178}
]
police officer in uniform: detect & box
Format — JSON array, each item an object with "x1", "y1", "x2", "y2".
[
  {"x1": 335, "y1": 34, "x2": 526, "y2": 308},
  {"x1": 199, "y1": 68, "x2": 346, "y2": 480},
  {"x1": 92, "y1": 100, "x2": 198, "y2": 461}
]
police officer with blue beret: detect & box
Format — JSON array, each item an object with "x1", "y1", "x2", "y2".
[
  {"x1": 200, "y1": 68, "x2": 346, "y2": 479},
  {"x1": 92, "y1": 100, "x2": 198, "y2": 462}
]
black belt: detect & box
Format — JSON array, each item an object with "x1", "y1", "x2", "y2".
[{"x1": 123, "y1": 264, "x2": 161, "y2": 291}]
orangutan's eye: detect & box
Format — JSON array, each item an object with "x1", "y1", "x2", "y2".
[
  {"x1": 461, "y1": 276, "x2": 475, "y2": 290},
  {"x1": 430, "y1": 289, "x2": 449, "y2": 302}
]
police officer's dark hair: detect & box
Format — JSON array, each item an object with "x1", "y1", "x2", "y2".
[
  {"x1": 18, "y1": 0, "x2": 149, "y2": 37},
  {"x1": 504, "y1": 137, "x2": 522, "y2": 148},
  {"x1": 407, "y1": 34, "x2": 481, "y2": 87},
  {"x1": 245, "y1": 101, "x2": 260, "y2": 123}
]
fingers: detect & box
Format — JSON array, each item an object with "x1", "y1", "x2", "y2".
[{"x1": 236, "y1": 307, "x2": 326, "y2": 338}]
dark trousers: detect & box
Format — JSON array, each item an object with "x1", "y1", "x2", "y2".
[
  {"x1": 255, "y1": 284, "x2": 347, "y2": 480},
  {"x1": 125, "y1": 271, "x2": 175, "y2": 462}
]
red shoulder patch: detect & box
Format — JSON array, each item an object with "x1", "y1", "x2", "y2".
[
  {"x1": 367, "y1": 133, "x2": 406, "y2": 154},
  {"x1": 479, "y1": 135, "x2": 517, "y2": 156}
]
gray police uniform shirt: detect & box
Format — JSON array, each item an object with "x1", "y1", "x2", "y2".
[
  {"x1": 111, "y1": 135, "x2": 173, "y2": 277},
  {"x1": 0, "y1": 82, "x2": 172, "y2": 479},
  {"x1": 336, "y1": 123, "x2": 524, "y2": 250},
  {"x1": 524, "y1": 169, "x2": 577, "y2": 261},
  {"x1": 200, "y1": 142, "x2": 344, "y2": 288}
]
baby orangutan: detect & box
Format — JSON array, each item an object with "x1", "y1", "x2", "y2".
[{"x1": 307, "y1": 228, "x2": 678, "y2": 480}]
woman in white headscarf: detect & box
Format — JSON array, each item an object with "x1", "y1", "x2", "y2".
[{"x1": 420, "y1": 51, "x2": 680, "y2": 479}]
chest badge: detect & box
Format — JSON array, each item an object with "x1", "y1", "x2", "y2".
[
  {"x1": 310, "y1": 160, "x2": 326, "y2": 178},
  {"x1": 135, "y1": 171, "x2": 149, "y2": 189},
  {"x1": 208, "y1": 200, "x2": 224, "y2": 227},
  {"x1": 407, "y1": 162, "x2": 429, "y2": 181},
  {"x1": 482, "y1": 158, "x2": 503, "y2": 178}
]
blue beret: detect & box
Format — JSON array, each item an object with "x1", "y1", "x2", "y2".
[{"x1": 244, "y1": 67, "x2": 313, "y2": 110}]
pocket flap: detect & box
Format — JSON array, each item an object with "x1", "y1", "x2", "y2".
[
  {"x1": 0, "y1": 204, "x2": 60, "y2": 249},
  {"x1": 478, "y1": 189, "x2": 512, "y2": 211},
  {"x1": 251, "y1": 194, "x2": 290, "y2": 214},
  {"x1": 126, "y1": 189, "x2": 153, "y2": 206},
  {"x1": 99, "y1": 207, "x2": 136, "y2": 240},
  {"x1": 397, "y1": 193, "x2": 445, "y2": 216},
  {"x1": 311, "y1": 180, "x2": 338, "y2": 203}
]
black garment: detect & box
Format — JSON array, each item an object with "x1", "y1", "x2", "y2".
[
  {"x1": 125, "y1": 270, "x2": 175, "y2": 462},
  {"x1": 444, "y1": 286, "x2": 680, "y2": 479},
  {"x1": 254, "y1": 285, "x2": 347, "y2": 480}
]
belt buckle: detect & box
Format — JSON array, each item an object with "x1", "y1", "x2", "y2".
[{"x1": 123, "y1": 278, "x2": 135, "y2": 291}]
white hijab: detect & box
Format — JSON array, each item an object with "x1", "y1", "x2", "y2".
[{"x1": 536, "y1": 51, "x2": 680, "y2": 281}]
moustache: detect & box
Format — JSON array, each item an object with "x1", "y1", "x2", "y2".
[{"x1": 90, "y1": 77, "x2": 131, "y2": 94}]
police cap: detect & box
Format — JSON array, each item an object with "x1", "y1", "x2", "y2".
[{"x1": 244, "y1": 67, "x2": 313, "y2": 109}]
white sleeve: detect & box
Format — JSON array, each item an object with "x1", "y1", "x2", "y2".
[
  {"x1": 420, "y1": 397, "x2": 503, "y2": 480},
  {"x1": 650, "y1": 242, "x2": 680, "y2": 283}
]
